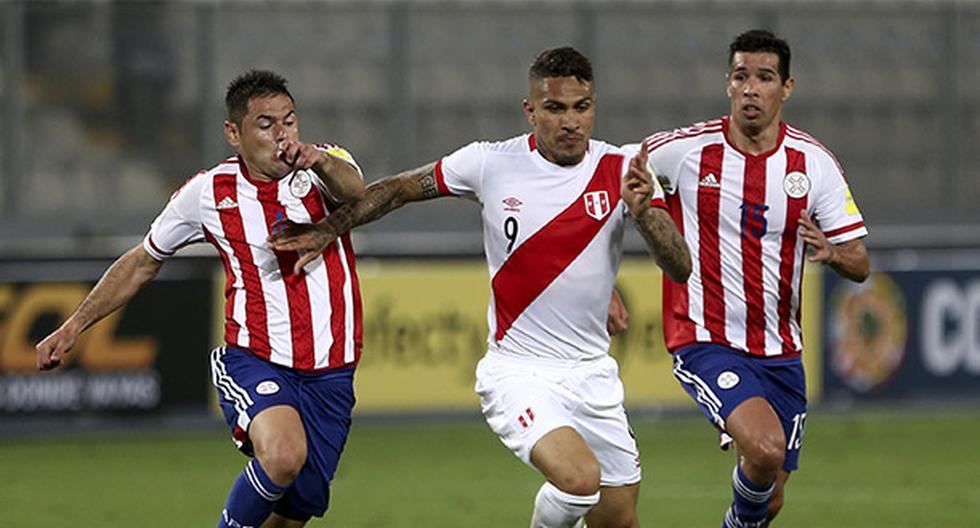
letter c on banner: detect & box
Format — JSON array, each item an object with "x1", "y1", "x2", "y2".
[
  {"x1": 965, "y1": 281, "x2": 980, "y2": 374},
  {"x1": 921, "y1": 280, "x2": 965, "y2": 377}
]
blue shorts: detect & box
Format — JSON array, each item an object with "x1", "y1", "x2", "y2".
[
  {"x1": 672, "y1": 343, "x2": 807, "y2": 471},
  {"x1": 209, "y1": 346, "x2": 356, "y2": 520}
]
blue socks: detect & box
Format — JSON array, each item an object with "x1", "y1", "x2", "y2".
[
  {"x1": 218, "y1": 459, "x2": 288, "y2": 528},
  {"x1": 722, "y1": 465, "x2": 775, "y2": 528}
]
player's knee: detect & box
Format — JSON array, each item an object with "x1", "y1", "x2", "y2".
[
  {"x1": 256, "y1": 438, "x2": 307, "y2": 485},
  {"x1": 744, "y1": 433, "x2": 785, "y2": 472},
  {"x1": 553, "y1": 459, "x2": 601, "y2": 496}
]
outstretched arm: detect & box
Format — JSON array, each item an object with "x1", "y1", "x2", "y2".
[
  {"x1": 621, "y1": 142, "x2": 692, "y2": 283},
  {"x1": 799, "y1": 211, "x2": 869, "y2": 282},
  {"x1": 269, "y1": 161, "x2": 441, "y2": 273},
  {"x1": 35, "y1": 245, "x2": 164, "y2": 370}
]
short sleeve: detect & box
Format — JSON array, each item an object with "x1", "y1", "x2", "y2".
[
  {"x1": 811, "y1": 157, "x2": 868, "y2": 244},
  {"x1": 143, "y1": 175, "x2": 206, "y2": 261},
  {"x1": 436, "y1": 141, "x2": 484, "y2": 200},
  {"x1": 645, "y1": 134, "x2": 689, "y2": 196},
  {"x1": 316, "y1": 144, "x2": 363, "y2": 177}
]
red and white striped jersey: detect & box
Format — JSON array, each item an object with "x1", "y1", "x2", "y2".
[
  {"x1": 640, "y1": 117, "x2": 867, "y2": 358},
  {"x1": 143, "y1": 145, "x2": 364, "y2": 371},
  {"x1": 436, "y1": 133, "x2": 666, "y2": 361}
]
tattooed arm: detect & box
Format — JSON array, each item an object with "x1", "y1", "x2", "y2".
[
  {"x1": 268, "y1": 162, "x2": 440, "y2": 273},
  {"x1": 621, "y1": 142, "x2": 691, "y2": 283},
  {"x1": 631, "y1": 207, "x2": 691, "y2": 283}
]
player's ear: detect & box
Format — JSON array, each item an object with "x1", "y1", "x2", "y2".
[
  {"x1": 725, "y1": 72, "x2": 733, "y2": 99},
  {"x1": 781, "y1": 76, "x2": 795, "y2": 102},
  {"x1": 522, "y1": 99, "x2": 535, "y2": 127},
  {"x1": 224, "y1": 120, "x2": 241, "y2": 149}
]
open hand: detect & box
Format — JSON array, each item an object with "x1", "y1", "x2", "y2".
[{"x1": 268, "y1": 218, "x2": 337, "y2": 274}]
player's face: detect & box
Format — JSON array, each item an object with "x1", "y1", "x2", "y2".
[
  {"x1": 726, "y1": 51, "x2": 794, "y2": 136},
  {"x1": 224, "y1": 93, "x2": 299, "y2": 181},
  {"x1": 523, "y1": 76, "x2": 595, "y2": 166}
]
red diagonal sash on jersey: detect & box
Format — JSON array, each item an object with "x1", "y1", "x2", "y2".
[{"x1": 491, "y1": 154, "x2": 623, "y2": 341}]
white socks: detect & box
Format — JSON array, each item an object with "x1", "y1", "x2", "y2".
[{"x1": 530, "y1": 482, "x2": 600, "y2": 528}]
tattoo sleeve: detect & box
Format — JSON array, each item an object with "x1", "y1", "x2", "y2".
[
  {"x1": 418, "y1": 168, "x2": 441, "y2": 199},
  {"x1": 322, "y1": 162, "x2": 439, "y2": 234},
  {"x1": 632, "y1": 207, "x2": 692, "y2": 283}
]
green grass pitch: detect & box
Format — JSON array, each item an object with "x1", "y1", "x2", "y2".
[{"x1": 1, "y1": 411, "x2": 977, "y2": 527}]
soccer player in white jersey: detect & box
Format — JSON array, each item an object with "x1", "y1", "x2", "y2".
[
  {"x1": 35, "y1": 70, "x2": 366, "y2": 528},
  {"x1": 270, "y1": 47, "x2": 691, "y2": 527},
  {"x1": 626, "y1": 30, "x2": 870, "y2": 527}
]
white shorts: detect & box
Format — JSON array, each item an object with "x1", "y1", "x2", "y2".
[{"x1": 475, "y1": 352, "x2": 642, "y2": 487}]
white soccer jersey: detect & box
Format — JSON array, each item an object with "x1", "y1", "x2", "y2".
[
  {"x1": 143, "y1": 145, "x2": 364, "y2": 371},
  {"x1": 435, "y1": 134, "x2": 666, "y2": 361},
  {"x1": 638, "y1": 117, "x2": 867, "y2": 358}
]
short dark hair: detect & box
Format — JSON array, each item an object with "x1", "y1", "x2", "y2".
[
  {"x1": 529, "y1": 47, "x2": 593, "y2": 84},
  {"x1": 729, "y1": 29, "x2": 791, "y2": 82},
  {"x1": 225, "y1": 70, "x2": 294, "y2": 125}
]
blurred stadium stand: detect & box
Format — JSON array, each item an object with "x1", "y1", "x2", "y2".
[{"x1": 1, "y1": 0, "x2": 979, "y2": 257}]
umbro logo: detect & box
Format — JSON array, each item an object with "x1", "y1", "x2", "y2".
[
  {"x1": 502, "y1": 196, "x2": 522, "y2": 212},
  {"x1": 700, "y1": 173, "x2": 721, "y2": 188},
  {"x1": 216, "y1": 197, "x2": 238, "y2": 210}
]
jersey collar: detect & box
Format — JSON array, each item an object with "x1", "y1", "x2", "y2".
[{"x1": 721, "y1": 116, "x2": 786, "y2": 161}]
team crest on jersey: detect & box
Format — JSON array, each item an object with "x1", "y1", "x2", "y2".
[
  {"x1": 783, "y1": 171, "x2": 811, "y2": 199},
  {"x1": 289, "y1": 172, "x2": 313, "y2": 198},
  {"x1": 583, "y1": 191, "x2": 611, "y2": 221}
]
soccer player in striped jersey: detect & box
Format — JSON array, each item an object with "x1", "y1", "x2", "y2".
[
  {"x1": 627, "y1": 29, "x2": 870, "y2": 527},
  {"x1": 35, "y1": 70, "x2": 366, "y2": 528},
  {"x1": 270, "y1": 47, "x2": 691, "y2": 527}
]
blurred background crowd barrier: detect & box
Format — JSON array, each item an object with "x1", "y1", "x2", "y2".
[
  {"x1": 2, "y1": 0, "x2": 979, "y2": 255},
  {"x1": 1, "y1": 0, "x2": 978, "y2": 424}
]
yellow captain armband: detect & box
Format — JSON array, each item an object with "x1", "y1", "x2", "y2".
[
  {"x1": 646, "y1": 160, "x2": 673, "y2": 194},
  {"x1": 844, "y1": 187, "x2": 861, "y2": 215},
  {"x1": 652, "y1": 171, "x2": 665, "y2": 196},
  {"x1": 325, "y1": 146, "x2": 355, "y2": 165}
]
